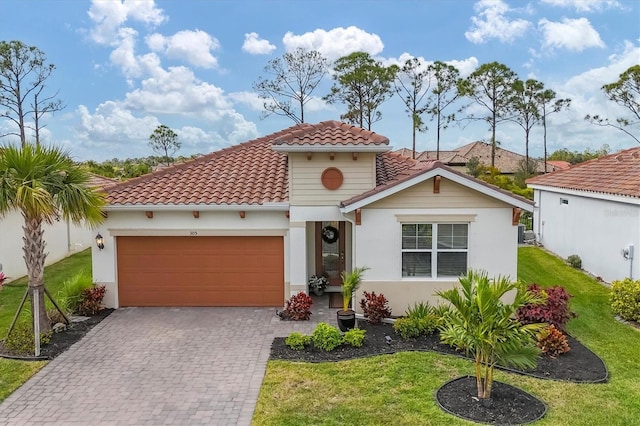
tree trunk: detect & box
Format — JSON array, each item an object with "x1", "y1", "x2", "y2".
[
  {"x1": 543, "y1": 114, "x2": 548, "y2": 173},
  {"x1": 23, "y1": 214, "x2": 51, "y2": 333}
]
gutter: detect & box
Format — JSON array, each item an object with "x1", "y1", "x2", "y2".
[{"x1": 105, "y1": 203, "x2": 290, "y2": 212}]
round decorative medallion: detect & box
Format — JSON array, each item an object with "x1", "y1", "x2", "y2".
[{"x1": 321, "y1": 167, "x2": 344, "y2": 190}]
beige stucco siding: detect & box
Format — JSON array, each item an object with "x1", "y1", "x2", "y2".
[
  {"x1": 367, "y1": 178, "x2": 507, "y2": 209},
  {"x1": 289, "y1": 152, "x2": 376, "y2": 205}
]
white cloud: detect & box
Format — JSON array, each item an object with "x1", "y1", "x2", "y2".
[
  {"x1": 539, "y1": 17, "x2": 605, "y2": 52},
  {"x1": 145, "y1": 30, "x2": 220, "y2": 68},
  {"x1": 445, "y1": 57, "x2": 480, "y2": 78},
  {"x1": 540, "y1": 0, "x2": 622, "y2": 12},
  {"x1": 228, "y1": 91, "x2": 264, "y2": 111},
  {"x1": 87, "y1": 0, "x2": 166, "y2": 45},
  {"x1": 282, "y1": 26, "x2": 384, "y2": 61},
  {"x1": 465, "y1": 0, "x2": 532, "y2": 44},
  {"x1": 242, "y1": 32, "x2": 276, "y2": 55},
  {"x1": 76, "y1": 101, "x2": 161, "y2": 143}
]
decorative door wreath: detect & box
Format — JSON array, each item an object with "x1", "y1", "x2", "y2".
[{"x1": 321, "y1": 225, "x2": 339, "y2": 244}]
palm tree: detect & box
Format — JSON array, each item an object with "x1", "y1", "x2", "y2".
[
  {"x1": 0, "y1": 144, "x2": 105, "y2": 333},
  {"x1": 436, "y1": 270, "x2": 544, "y2": 400}
]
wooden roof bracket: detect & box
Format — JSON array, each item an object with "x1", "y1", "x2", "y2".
[
  {"x1": 352, "y1": 152, "x2": 359, "y2": 161},
  {"x1": 355, "y1": 208, "x2": 362, "y2": 225},
  {"x1": 192, "y1": 211, "x2": 200, "y2": 219},
  {"x1": 512, "y1": 208, "x2": 522, "y2": 226},
  {"x1": 329, "y1": 152, "x2": 335, "y2": 161},
  {"x1": 239, "y1": 211, "x2": 246, "y2": 219},
  {"x1": 145, "y1": 211, "x2": 153, "y2": 219},
  {"x1": 433, "y1": 175, "x2": 441, "y2": 194},
  {"x1": 306, "y1": 152, "x2": 313, "y2": 160}
]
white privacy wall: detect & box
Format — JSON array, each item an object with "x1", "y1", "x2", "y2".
[
  {"x1": 0, "y1": 210, "x2": 92, "y2": 280},
  {"x1": 533, "y1": 188, "x2": 640, "y2": 283},
  {"x1": 353, "y1": 207, "x2": 519, "y2": 313}
]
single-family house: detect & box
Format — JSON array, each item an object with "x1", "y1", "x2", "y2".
[
  {"x1": 0, "y1": 174, "x2": 115, "y2": 281},
  {"x1": 92, "y1": 121, "x2": 533, "y2": 313},
  {"x1": 527, "y1": 147, "x2": 640, "y2": 282}
]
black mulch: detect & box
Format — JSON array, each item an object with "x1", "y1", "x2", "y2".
[
  {"x1": 436, "y1": 376, "x2": 547, "y2": 425},
  {"x1": 271, "y1": 320, "x2": 607, "y2": 425},
  {"x1": 0, "y1": 308, "x2": 113, "y2": 360}
]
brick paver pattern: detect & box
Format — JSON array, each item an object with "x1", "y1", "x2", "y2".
[{"x1": 0, "y1": 303, "x2": 338, "y2": 425}]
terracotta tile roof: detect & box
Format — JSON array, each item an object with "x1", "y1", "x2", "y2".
[
  {"x1": 106, "y1": 121, "x2": 401, "y2": 206},
  {"x1": 376, "y1": 152, "x2": 429, "y2": 186},
  {"x1": 342, "y1": 158, "x2": 533, "y2": 208},
  {"x1": 272, "y1": 120, "x2": 389, "y2": 146},
  {"x1": 526, "y1": 147, "x2": 640, "y2": 198},
  {"x1": 88, "y1": 174, "x2": 117, "y2": 190},
  {"x1": 106, "y1": 130, "x2": 290, "y2": 206},
  {"x1": 545, "y1": 160, "x2": 571, "y2": 170},
  {"x1": 400, "y1": 142, "x2": 564, "y2": 173}
]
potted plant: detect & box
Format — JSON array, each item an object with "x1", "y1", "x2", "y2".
[
  {"x1": 308, "y1": 274, "x2": 329, "y2": 296},
  {"x1": 337, "y1": 266, "x2": 369, "y2": 331}
]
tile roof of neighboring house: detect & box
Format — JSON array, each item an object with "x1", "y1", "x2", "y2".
[
  {"x1": 106, "y1": 122, "x2": 406, "y2": 206},
  {"x1": 545, "y1": 160, "x2": 571, "y2": 170},
  {"x1": 88, "y1": 174, "x2": 118, "y2": 190},
  {"x1": 526, "y1": 146, "x2": 640, "y2": 198},
  {"x1": 272, "y1": 120, "x2": 389, "y2": 146},
  {"x1": 400, "y1": 142, "x2": 563, "y2": 173}
]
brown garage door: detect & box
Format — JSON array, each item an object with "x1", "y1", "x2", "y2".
[{"x1": 117, "y1": 236, "x2": 284, "y2": 307}]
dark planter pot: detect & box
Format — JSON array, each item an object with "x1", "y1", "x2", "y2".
[
  {"x1": 337, "y1": 310, "x2": 356, "y2": 331},
  {"x1": 312, "y1": 287, "x2": 325, "y2": 296}
]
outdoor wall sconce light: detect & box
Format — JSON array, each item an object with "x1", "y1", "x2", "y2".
[{"x1": 95, "y1": 233, "x2": 105, "y2": 250}]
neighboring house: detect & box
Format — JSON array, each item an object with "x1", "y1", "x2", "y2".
[
  {"x1": 0, "y1": 174, "x2": 116, "y2": 281},
  {"x1": 527, "y1": 147, "x2": 640, "y2": 283},
  {"x1": 397, "y1": 142, "x2": 565, "y2": 175},
  {"x1": 92, "y1": 121, "x2": 533, "y2": 313}
]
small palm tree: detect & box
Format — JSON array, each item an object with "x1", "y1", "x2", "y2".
[
  {"x1": 436, "y1": 270, "x2": 544, "y2": 400},
  {"x1": 0, "y1": 144, "x2": 106, "y2": 333},
  {"x1": 340, "y1": 266, "x2": 369, "y2": 312}
]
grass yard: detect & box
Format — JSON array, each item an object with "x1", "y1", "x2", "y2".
[
  {"x1": 0, "y1": 249, "x2": 92, "y2": 403},
  {"x1": 253, "y1": 247, "x2": 640, "y2": 426}
]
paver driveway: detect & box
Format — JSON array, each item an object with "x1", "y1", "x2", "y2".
[{"x1": 0, "y1": 306, "x2": 337, "y2": 425}]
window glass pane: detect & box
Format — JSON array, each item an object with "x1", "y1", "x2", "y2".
[
  {"x1": 402, "y1": 224, "x2": 415, "y2": 249},
  {"x1": 437, "y1": 252, "x2": 467, "y2": 277},
  {"x1": 438, "y1": 224, "x2": 468, "y2": 249},
  {"x1": 417, "y1": 224, "x2": 432, "y2": 249},
  {"x1": 402, "y1": 252, "x2": 431, "y2": 277}
]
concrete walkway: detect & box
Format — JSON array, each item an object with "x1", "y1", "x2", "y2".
[{"x1": 0, "y1": 297, "x2": 338, "y2": 425}]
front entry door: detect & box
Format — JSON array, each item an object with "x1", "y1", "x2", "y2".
[{"x1": 315, "y1": 221, "x2": 346, "y2": 286}]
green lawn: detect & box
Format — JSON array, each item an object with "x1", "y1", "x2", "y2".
[
  {"x1": 253, "y1": 247, "x2": 640, "y2": 425},
  {"x1": 0, "y1": 249, "x2": 92, "y2": 402}
]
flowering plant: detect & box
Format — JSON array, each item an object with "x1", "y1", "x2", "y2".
[
  {"x1": 308, "y1": 274, "x2": 329, "y2": 295},
  {"x1": 0, "y1": 272, "x2": 6, "y2": 290}
]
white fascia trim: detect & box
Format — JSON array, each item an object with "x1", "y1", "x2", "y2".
[
  {"x1": 272, "y1": 145, "x2": 391, "y2": 153},
  {"x1": 341, "y1": 168, "x2": 534, "y2": 213},
  {"x1": 105, "y1": 203, "x2": 290, "y2": 212},
  {"x1": 528, "y1": 184, "x2": 640, "y2": 205}
]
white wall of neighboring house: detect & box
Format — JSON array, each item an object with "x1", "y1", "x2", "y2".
[
  {"x1": 354, "y1": 207, "x2": 519, "y2": 314},
  {"x1": 0, "y1": 210, "x2": 92, "y2": 280},
  {"x1": 92, "y1": 209, "x2": 289, "y2": 308},
  {"x1": 533, "y1": 188, "x2": 640, "y2": 283}
]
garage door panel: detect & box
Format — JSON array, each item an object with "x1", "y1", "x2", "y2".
[{"x1": 117, "y1": 236, "x2": 284, "y2": 307}]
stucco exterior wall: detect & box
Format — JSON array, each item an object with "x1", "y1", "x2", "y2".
[
  {"x1": 289, "y1": 152, "x2": 376, "y2": 205},
  {"x1": 533, "y1": 189, "x2": 640, "y2": 283},
  {"x1": 92, "y1": 209, "x2": 289, "y2": 308},
  {"x1": 354, "y1": 206, "x2": 518, "y2": 314},
  {"x1": 0, "y1": 210, "x2": 91, "y2": 280}
]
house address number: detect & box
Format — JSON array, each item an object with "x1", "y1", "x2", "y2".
[{"x1": 190, "y1": 231, "x2": 198, "y2": 236}]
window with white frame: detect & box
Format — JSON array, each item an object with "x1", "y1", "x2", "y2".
[{"x1": 401, "y1": 223, "x2": 468, "y2": 278}]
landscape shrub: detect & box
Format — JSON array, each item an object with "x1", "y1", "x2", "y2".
[
  {"x1": 285, "y1": 332, "x2": 311, "y2": 350},
  {"x1": 536, "y1": 324, "x2": 571, "y2": 357},
  {"x1": 47, "y1": 308, "x2": 67, "y2": 326},
  {"x1": 610, "y1": 278, "x2": 640, "y2": 322},
  {"x1": 4, "y1": 322, "x2": 52, "y2": 354},
  {"x1": 279, "y1": 292, "x2": 313, "y2": 321},
  {"x1": 567, "y1": 254, "x2": 582, "y2": 269},
  {"x1": 405, "y1": 301, "x2": 431, "y2": 319},
  {"x1": 342, "y1": 328, "x2": 366, "y2": 347},
  {"x1": 393, "y1": 316, "x2": 438, "y2": 339},
  {"x1": 517, "y1": 284, "x2": 575, "y2": 330},
  {"x1": 56, "y1": 271, "x2": 93, "y2": 314},
  {"x1": 78, "y1": 285, "x2": 106, "y2": 316},
  {"x1": 359, "y1": 291, "x2": 392, "y2": 324},
  {"x1": 311, "y1": 322, "x2": 342, "y2": 351}
]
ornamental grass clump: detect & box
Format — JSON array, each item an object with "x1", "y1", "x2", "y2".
[{"x1": 437, "y1": 270, "x2": 545, "y2": 401}]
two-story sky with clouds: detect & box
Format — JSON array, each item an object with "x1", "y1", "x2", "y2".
[{"x1": 1, "y1": 0, "x2": 638, "y2": 161}]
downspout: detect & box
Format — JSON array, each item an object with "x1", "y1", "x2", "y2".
[
  {"x1": 66, "y1": 219, "x2": 71, "y2": 253},
  {"x1": 536, "y1": 190, "x2": 543, "y2": 243}
]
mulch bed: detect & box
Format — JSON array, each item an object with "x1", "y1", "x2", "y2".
[
  {"x1": 270, "y1": 320, "x2": 608, "y2": 425},
  {"x1": 0, "y1": 308, "x2": 113, "y2": 360}
]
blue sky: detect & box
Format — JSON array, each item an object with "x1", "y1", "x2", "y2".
[{"x1": 1, "y1": 0, "x2": 638, "y2": 161}]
